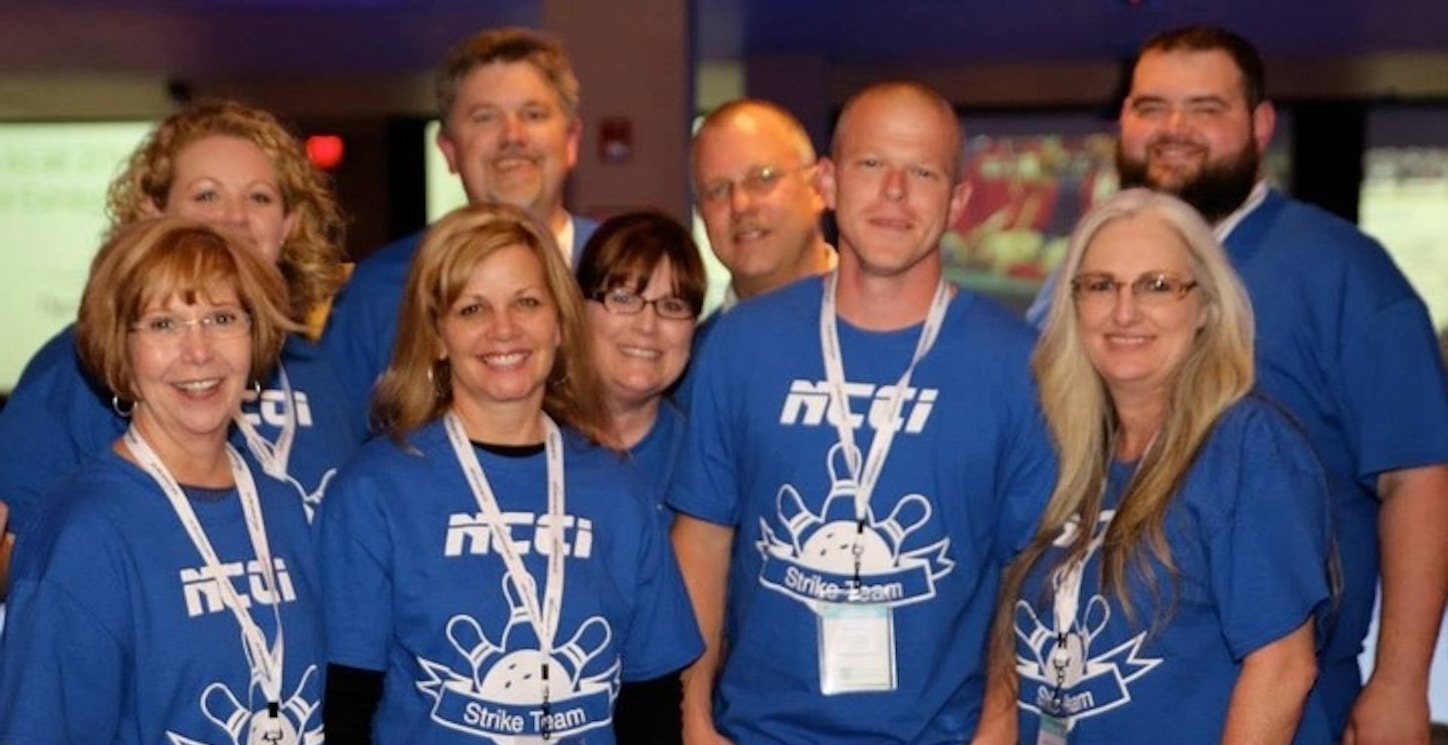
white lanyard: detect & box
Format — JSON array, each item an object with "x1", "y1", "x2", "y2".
[
  {"x1": 1050, "y1": 541, "x2": 1102, "y2": 635},
  {"x1": 443, "y1": 411, "x2": 567, "y2": 655},
  {"x1": 1049, "y1": 436, "x2": 1154, "y2": 635},
  {"x1": 123, "y1": 427, "x2": 285, "y2": 710},
  {"x1": 233, "y1": 363, "x2": 296, "y2": 481},
  {"x1": 819, "y1": 271, "x2": 951, "y2": 522}
]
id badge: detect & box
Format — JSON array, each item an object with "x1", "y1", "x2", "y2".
[
  {"x1": 816, "y1": 602, "x2": 896, "y2": 695},
  {"x1": 1035, "y1": 713, "x2": 1068, "y2": 745}
]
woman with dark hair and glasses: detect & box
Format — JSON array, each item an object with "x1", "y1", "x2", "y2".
[
  {"x1": 575, "y1": 210, "x2": 707, "y2": 505},
  {"x1": 979, "y1": 189, "x2": 1336, "y2": 745},
  {"x1": 0, "y1": 218, "x2": 326, "y2": 743}
]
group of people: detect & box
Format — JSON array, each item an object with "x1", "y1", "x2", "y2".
[{"x1": 0, "y1": 20, "x2": 1441, "y2": 745}]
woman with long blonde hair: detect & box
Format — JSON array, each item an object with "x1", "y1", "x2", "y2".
[{"x1": 982, "y1": 189, "x2": 1334, "y2": 745}]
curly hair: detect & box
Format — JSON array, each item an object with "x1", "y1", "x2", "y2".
[{"x1": 105, "y1": 100, "x2": 346, "y2": 323}]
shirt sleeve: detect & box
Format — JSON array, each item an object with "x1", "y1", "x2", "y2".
[
  {"x1": 0, "y1": 507, "x2": 131, "y2": 744},
  {"x1": 1208, "y1": 406, "x2": 1334, "y2": 661},
  {"x1": 619, "y1": 498, "x2": 704, "y2": 681},
  {"x1": 0, "y1": 331, "x2": 121, "y2": 531},
  {"x1": 316, "y1": 467, "x2": 396, "y2": 671},
  {"x1": 1339, "y1": 296, "x2": 1448, "y2": 480},
  {"x1": 667, "y1": 320, "x2": 744, "y2": 527}
]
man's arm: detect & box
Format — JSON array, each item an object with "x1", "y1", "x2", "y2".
[
  {"x1": 670, "y1": 514, "x2": 736, "y2": 745},
  {"x1": 1346, "y1": 463, "x2": 1448, "y2": 745},
  {"x1": 1220, "y1": 619, "x2": 1318, "y2": 745},
  {"x1": 969, "y1": 651, "x2": 1019, "y2": 745}
]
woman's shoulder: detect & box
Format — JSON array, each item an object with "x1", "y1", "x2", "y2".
[
  {"x1": 559, "y1": 427, "x2": 657, "y2": 515},
  {"x1": 561, "y1": 426, "x2": 635, "y2": 475},
  {"x1": 47, "y1": 447, "x2": 150, "y2": 505},
  {"x1": 1189, "y1": 394, "x2": 1327, "y2": 513},
  {"x1": 358, "y1": 420, "x2": 445, "y2": 461},
  {"x1": 324, "y1": 424, "x2": 444, "y2": 499},
  {"x1": 27, "y1": 449, "x2": 155, "y2": 547},
  {"x1": 1209, "y1": 394, "x2": 1316, "y2": 457}
]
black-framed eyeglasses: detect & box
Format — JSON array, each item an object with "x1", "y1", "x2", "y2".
[
  {"x1": 1070, "y1": 271, "x2": 1199, "y2": 307},
  {"x1": 590, "y1": 288, "x2": 697, "y2": 320},
  {"x1": 696, "y1": 162, "x2": 815, "y2": 205}
]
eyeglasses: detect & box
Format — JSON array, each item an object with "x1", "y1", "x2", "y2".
[
  {"x1": 129, "y1": 308, "x2": 252, "y2": 342},
  {"x1": 1070, "y1": 272, "x2": 1199, "y2": 307},
  {"x1": 697, "y1": 163, "x2": 814, "y2": 205},
  {"x1": 590, "y1": 288, "x2": 697, "y2": 320}
]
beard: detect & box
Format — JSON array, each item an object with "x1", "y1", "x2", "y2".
[{"x1": 1116, "y1": 139, "x2": 1260, "y2": 224}]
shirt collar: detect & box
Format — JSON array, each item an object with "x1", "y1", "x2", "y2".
[
  {"x1": 1213, "y1": 180, "x2": 1270, "y2": 242},
  {"x1": 555, "y1": 216, "x2": 576, "y2": 266}
]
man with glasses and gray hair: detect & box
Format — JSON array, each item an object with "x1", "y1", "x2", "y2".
[{"x1": 691, "y1": 99, "x2": 835, "y2": 325}]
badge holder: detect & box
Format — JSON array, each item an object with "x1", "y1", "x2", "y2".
[
  {"x1": 816, "y1": 601, "x2": 896, "y2": 695},
  {"x1": 1035, "y1": 712, "x2": 1068, "y2": 745}
]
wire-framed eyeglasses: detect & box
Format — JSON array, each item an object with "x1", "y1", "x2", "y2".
[
  {"x1": 128, "y1": 308, "x2": 253, "y2": 342},
  {"x1": 590, "y1": 288, "x2": 697, "y2": 320},
  {"x1": 696, "y1": 163, "x2": 815, "y2": 205},
  {"x1": 1070, "y1": 271, "x2": 1199, "y2": 307}
]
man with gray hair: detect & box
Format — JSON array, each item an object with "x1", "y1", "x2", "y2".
[
  {"x1": 691, "y1": 99, "x2": 834, "y2": 321},
  {"x1": 323, "y1": 26, "x2": 598, "y2": 418}
]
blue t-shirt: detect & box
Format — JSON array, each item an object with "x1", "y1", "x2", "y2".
[
  {"x1": 0, "y1": 327, "x2": 365, "y2": 533},
  {"x1": 1013, "y1": 397, "x2": 1334, "y2": 745},
  {"x1": 669, "y1": 276, "x2": 1055, "y2": 744},
  {"x1": 1216, "y1": 191, "x2": 1448, "y2": 730},
  {"x1": 315, "y1": 419, "x2": 702, "y2": 745},
  {"x1": 0, "y1": 447, "x2": 325, "y2": 744},
  {"x1": 320, "y1": 216, "x2": 598, "y2": 423},
  {"x1": 622, "y1": 398, "x2": 686, "y2": 513},
  {"x1": 1026, "y1": 189, "x2": 1448, "y2": 734}
]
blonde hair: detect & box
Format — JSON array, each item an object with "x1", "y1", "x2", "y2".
[
  {"x1": 106, "y1": 100, "x2": 347, "y2": 323},
  {"x1": 991, "y1": 188, "x2": 1255, "y2": 680},
  {"x1": 373, "y1": 203, "x2": 613, "y2": 446},
  {"x1": 76, "y1": 217, "x2": 299, "y2": 404}
]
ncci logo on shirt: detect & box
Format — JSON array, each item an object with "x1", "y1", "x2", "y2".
[
  {"x1": 180, "y1": 557, "x2": 297, "y2": 617},
  {"x1": 779, "y1": 379, "x2": 939, "y2": 433},
  {"x1": 443, "y1": 511, "x2": 594, "y2": 559}
]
